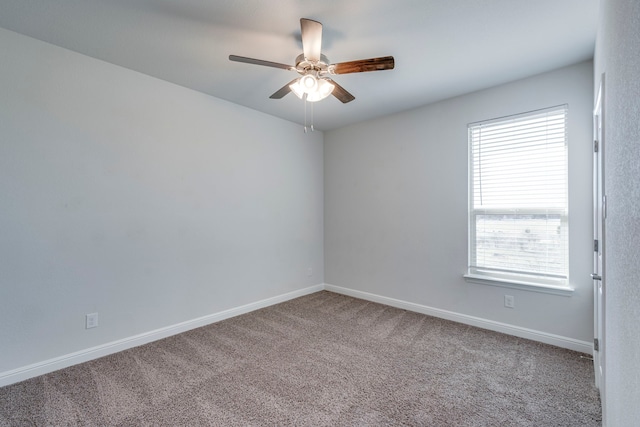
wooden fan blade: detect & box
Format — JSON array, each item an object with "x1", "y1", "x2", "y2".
[
  {"x1": 332, "y1": 56, "x2": 395, "y2": 74},
  {"x1": 300, "y1": 18, "x2": 322, "y2": 62},
  {"x1": 329, "y1": 79, "x2": 355, "y2": 104},
  {"x1": 270, "y1": 79, "x2": 299, "y2": 99},
  {"x1": 229, "y1": 55, "x2": 294, "y2": 71}
]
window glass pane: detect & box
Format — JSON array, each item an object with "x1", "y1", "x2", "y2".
[{"x1": 473, "y1": 213, "x2": 567, "y2": 278}]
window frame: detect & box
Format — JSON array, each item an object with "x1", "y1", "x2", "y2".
[{"x1": 464, "y1": 106, "x2": 573, "y2": 295}]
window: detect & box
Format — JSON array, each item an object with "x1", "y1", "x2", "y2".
[{"x1": 466, "y1": 106, "x2": 569, "y2": 291}]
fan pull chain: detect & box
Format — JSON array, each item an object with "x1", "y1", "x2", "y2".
[
  {"x1": 302, "y1": 95, "x2": 315, "y2": 133},
  {"x1": 310, "y1": 101, "x2": 314, "y2": 132},
  {"x1": 303, "y1": 95, "x2": 308, "y2": 133}
]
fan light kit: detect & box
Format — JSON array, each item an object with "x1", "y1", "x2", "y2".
[
  {"x1": 229, "y1": 18, "x2": 395, "y2": 131},
  {"x1": 290, "y1": 74, "x2": 335, "y2": 102}
]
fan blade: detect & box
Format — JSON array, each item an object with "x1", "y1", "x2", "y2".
[
  {"x1": 229, "y1": 55, "x2": 294, "y2": 71},
  {"x1": 328, "y1": 79, "x2": 355, "y2": 104},
  {"x1": 300, "y1": 18, "x2": 322, "y2": 62},
  {"x1": 332, "y1": 56, "x2": 395, "y2": 74},
  {"x1": 269, "y1": 79, "x2": 299, "y2": 99}
]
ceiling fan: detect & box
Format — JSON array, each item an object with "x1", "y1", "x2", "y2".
[{"x1": 229, "y1": 18, "x2": 395, "y2": 104}]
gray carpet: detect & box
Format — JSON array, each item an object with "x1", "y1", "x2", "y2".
[{"x1": 0, "y1": 291, "x2": 601, "y2": 426}]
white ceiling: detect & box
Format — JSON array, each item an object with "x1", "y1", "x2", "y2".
[{"x1": 0, "y1": 0, "x2": 598, "y2": 131}]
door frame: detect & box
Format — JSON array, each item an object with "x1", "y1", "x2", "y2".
[{"x1": 592, "y1": 73, "x2": 606, "y2": 397}]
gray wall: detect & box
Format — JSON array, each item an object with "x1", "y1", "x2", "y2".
[
  {"x1": 325, "y1": 61, "x2": 594, "y2": 343},
  {"x1": 0, "y1": 28, "x2": 324, "y2": 373},
  {"x1": 594, "y1": 0, "x2": 640, "y2": 424}
]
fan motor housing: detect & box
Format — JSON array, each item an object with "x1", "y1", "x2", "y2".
[{"x1": 295, "y1": 54, "x2": 332, "y2": 75}]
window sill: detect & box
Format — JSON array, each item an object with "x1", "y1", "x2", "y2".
[{"x1": 463, "y1": 273, "x2": 574, "y2": 296}]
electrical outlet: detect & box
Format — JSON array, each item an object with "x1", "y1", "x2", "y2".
[
  {"x1": 307, "y1": 267, "x2": 313, "y2": 277},
  {"x1": 504, "y1": 295, "x2": 515, "y2": 309},
  {"x1": 86, "y1": 312, "x2": 99, "y2": 329}
]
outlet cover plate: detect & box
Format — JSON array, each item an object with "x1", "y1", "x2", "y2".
[
  {"x1": 504, "y1": 295, "x2": 515, "y2": 309},
  {"x1": 86, "y1": 313, "x2": 99, "y2": 329}
]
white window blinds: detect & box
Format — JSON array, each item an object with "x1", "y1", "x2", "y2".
[{"x1": 468, "y1": 106, "x2": 568, "y2": 282}]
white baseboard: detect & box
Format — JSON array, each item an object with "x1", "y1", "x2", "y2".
[
  {"x1": 324, "y1": 284, "x2": 593, "y2": 354},
  {"x1": 0, "y1": 284, "x2": 324, "y2": 388},
  {"x1": 1, "y1": 282, "x2": 592, "y2": 388}
]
